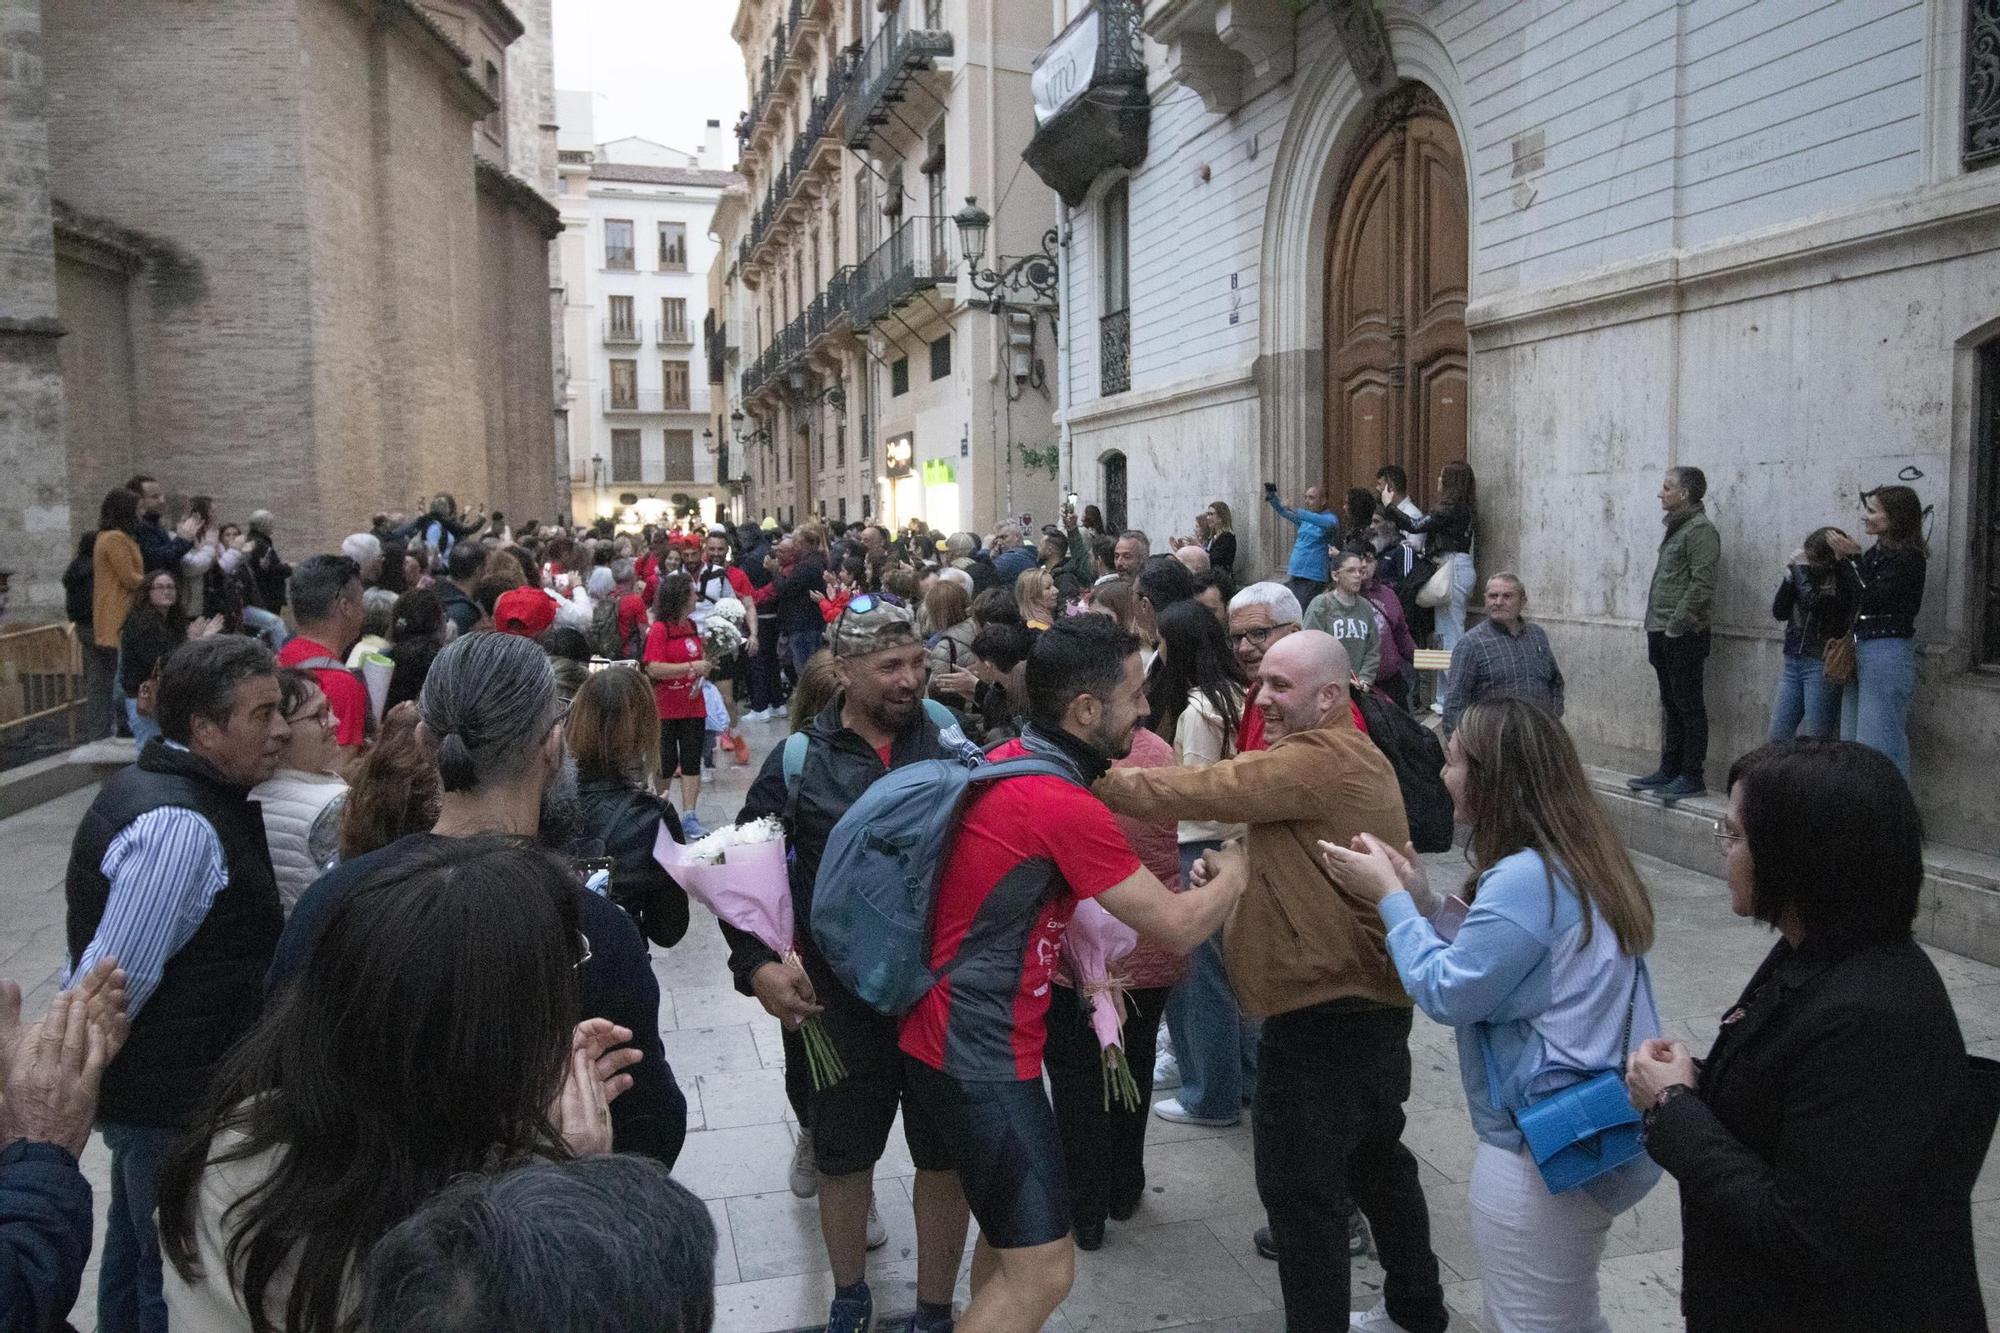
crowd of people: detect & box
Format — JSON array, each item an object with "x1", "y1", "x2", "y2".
[{"x1": 0, "y1": 467, "x2": 1986, "y2": 1333}]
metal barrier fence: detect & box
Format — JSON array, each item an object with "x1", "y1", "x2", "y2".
[{"x1": 0, "y1": 622, "x2": 82, "y2": 744}]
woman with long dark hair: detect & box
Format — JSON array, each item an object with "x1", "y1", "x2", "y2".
[
  {"x1": 643, "y1": 571, "x2": 711, "y2": 833},
  {"x1": 1325, "y1": 698, "x2": 1660, "y2": 1331},
  {"x1": 1626, "y1": 740, "x2": 1988, "y2": 1330},
  {"x1": 158, "y1": 836, "x2": 634, "y2": 1332},
  {"x1": 1146, "y1": 599, "x2": 1255, "y2": 1129},
  {"x1": 1767, "y1": 526, "x2": 1857, "y2": 741},
  {"x1": 1830, "y1": 485, "x2": 1927, "y2": 777},
  {"x1": 384, "y1": 586, "x2": 449, "y2": 712},
  {"x1": 119, "y1": 567, "x2": 221, "y2": 750},
  {"x1": 1385, "y1": 460, "x2": 1478, "y2": 707}
]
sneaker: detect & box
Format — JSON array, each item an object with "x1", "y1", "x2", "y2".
[
  {"x1": 1349, "y1": 1303, "x2": 1415, "y2": 1332},
  {"x1": 1152, "y1": 1098, "x2": 1238, "y2": 1128},
  {"x1": 865, "y1": 1197, "x2": 887, "y2": 1250},
  {"x1": 1626, "y1": 768, "x2": 1675, "y2": 791},
  {"x1": 1153, "y1": 1048, "x2": 1181, "y2": 1091},
  {"x1": 1659, "y1": 775, "x2": 1707, "y2": 804},
  {"x1": 788, "y1": 1128, "x2": 818, "y2": 1199},
  {"x1": 679, "y1": 812, "x2": 709, "y2": 842},
  {"x1": 826, "y1": 1284, "x2": 873, "y2": 1333},
  {"x1": 1253, "y1": 1225, "x2": 1277, "y2": 1261}
]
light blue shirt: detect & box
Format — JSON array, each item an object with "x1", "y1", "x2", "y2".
[
  {"x1": 1376, "y1": 848, "x2": 1661, "y2": 1207},
  {"x1": 1265, "y1": 494, "x2": 1339, "y2": 582},
  {"x1": 65, "y1": 749, "x2": 230, "y2": 1018}
]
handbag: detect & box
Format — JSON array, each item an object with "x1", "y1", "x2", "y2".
[
  {"x1": 1485, "y1": 960, "x2": 1648, "y2": 1194},
  {"x1": 1821, "y1": 633, "x2": 1856, "y2": 687},
  {"x1": 1414, "y1": 556, "x2": 1455, "y2": 609}
]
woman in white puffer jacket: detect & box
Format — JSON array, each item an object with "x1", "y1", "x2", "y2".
[{"x1": 253, "y1": 667, "x2": 350, "y2": 911}]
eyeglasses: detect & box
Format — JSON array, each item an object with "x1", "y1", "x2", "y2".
[
  {"x1": 284, "y1": 707, "x2": 331, "y2": 730},
  {"x1": 1228, "y1": 623, "x2": 1295, "y2": 648},
  {"x1": 1710, "y1": 820, "x2": 1742, "y2": 854},
  {"x1": 573, "y1": 931, "x2": 593, "y2": 970}
]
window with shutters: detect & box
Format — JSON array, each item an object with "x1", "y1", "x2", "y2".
[
  {"x1": 609, "y1": 360, "x2": 638, "y2": 409},
  {"x1": 663, "y1": 361, "x2": 690, "y2": 409},
  {"x1": 663, "y1": 430, "x2": 695, "y2": 479},
  {"x1": 660, "y1": 297, "x2": 687, "y2": 342},
  {"x1": 611, "y1": 430, "x2": 641, "y2": 481}
]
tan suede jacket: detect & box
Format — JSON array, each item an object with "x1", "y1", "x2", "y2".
[{"x1": 1094, "y1": 703, "x2": 1412, "y2": 1019}]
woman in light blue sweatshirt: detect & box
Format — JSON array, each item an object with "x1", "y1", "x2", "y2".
[{"x1": 1323, "y1": 698, "x2": 1661, "y2": 1333}]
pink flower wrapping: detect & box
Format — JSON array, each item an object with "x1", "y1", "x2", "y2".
[
  {"x1": 653, "y1": 827, "x2": 792, "y2": 954},
  {"x1": 1064, "y1": 900, "x2": 1144, "y2": 1111}
]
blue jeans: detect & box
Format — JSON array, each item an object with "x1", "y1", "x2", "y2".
[
  {"x1": 1165, "y1": 841, "x2": 1259, "y2": 1120},
  {"x1": 1434, "y1": 553, "x2": 1477, "y2": 703},
  {"x1": 1841, "y1": 635, "x2": 1918, "y2": 780},
  {"x1": 787, "y1": 623, "x2": 824, "y2": 674},
  {"x1": 99, "y1": 1122, "x2": 178, "y2": 1333},
  {"x1": 1769, "y1": 654, "x2": 1841, "y2": 741},
  {"x1": 124, "y1": 698, "x2": 160, "y2": 752}
]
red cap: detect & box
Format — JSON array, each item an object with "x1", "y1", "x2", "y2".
[{"x1": 494, "y1": 586, "x2": 557, "y2": 638}]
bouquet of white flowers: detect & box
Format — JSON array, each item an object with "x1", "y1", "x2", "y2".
[
  {"x1": 701, "y1": 600, "x2": 747, "y2": 662},
  {"x1": 655, "y1": 817, "x2": 845, "y2": 1088}
]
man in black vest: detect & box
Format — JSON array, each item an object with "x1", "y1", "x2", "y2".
[{"x1": 65, "y1": 635, "x2": 289, "y2": 1333}]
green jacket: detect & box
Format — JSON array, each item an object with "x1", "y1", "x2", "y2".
[{"x1": 1645, "y1": 504, "x2": 1721, "y2": 635}]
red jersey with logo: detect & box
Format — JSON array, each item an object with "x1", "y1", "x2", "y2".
[
  {"x1": 899, "y1": 739, "x2": 1141, "y2": 1081},
  {"x1": 642, "y1": 620, "x2": 706, "y2": 720}
]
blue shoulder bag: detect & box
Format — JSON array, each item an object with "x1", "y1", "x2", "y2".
[{"x1": 1484, "y1": 960, "x2": 1647, "y2": 1194}]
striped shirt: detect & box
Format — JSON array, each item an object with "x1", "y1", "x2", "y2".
[{"x1": 65, "y1": 772, "x2": 229, "y2": 1019}]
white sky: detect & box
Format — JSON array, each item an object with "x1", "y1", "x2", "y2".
[{"x1": 552, "y1": 0, "x2": 746, "y2": 154}]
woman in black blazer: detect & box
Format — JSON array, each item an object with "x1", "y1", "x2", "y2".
[{"x1": 1626, "y1": 739, "x2": 1995, "y2": 1331}]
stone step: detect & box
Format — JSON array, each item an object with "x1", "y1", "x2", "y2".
[
  {"x1": 1585, "y1": 764, "x2": 2000, "y2": 967},
  {"x1": 0, "y1": 739, "x2": 132, "y2": 821}
]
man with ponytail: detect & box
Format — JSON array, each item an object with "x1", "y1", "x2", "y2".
[{"x1": 268, "y1": 632, "x2": 685, "y2": 1167}]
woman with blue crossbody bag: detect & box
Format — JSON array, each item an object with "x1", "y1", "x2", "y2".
[{"x1": 1323, "y1": 697, "x2": 1661, "y2": 1333}]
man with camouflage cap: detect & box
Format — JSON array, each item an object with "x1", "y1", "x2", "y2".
[{"x1": 724, "y1": 594, "x2": 982, "y2": 1333}]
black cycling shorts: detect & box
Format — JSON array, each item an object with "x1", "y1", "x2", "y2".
[
  {"x1": 902, "y1": 1056, "x2": 1071, "y2": 1249},
  {"x1": 659, "y1": 715, "x2": 705, "y2": 777},
  {"x1": 807, "y1": 987, "x2": 952, "y2": 1177}
]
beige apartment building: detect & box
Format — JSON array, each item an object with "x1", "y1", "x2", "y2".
[{"x1": 721, "y1": 0, "x2": 1061, "y2": 533}]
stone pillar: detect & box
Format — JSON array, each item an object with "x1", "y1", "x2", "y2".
[{"x1": 0, "y1": 0, "x2": 69, "y2": 618}]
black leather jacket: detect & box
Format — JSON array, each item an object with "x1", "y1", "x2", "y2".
[{"x1": 573, "y1": 776, "x2": 690, "y2": 949}]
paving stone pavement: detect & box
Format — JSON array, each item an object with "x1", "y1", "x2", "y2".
[{"x1": 4, "y1": 713, "x2": 1998, "y2": 1331}]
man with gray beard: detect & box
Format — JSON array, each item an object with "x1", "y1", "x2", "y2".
[{"x1": 264, "y1": 632, "x2": 684, "y2": 1165}]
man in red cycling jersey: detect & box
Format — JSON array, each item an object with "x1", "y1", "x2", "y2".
[{"x1": 899, "y1": 614, "x2": 1248, "y2": 1332}]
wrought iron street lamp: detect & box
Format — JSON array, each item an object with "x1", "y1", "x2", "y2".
[{"x1": 952, "y1": 195, "x2": 1059, "y2": 310}]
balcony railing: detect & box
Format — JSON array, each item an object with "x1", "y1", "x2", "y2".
[
  {"x1": 602, "y1": 318, "x2": 642, "y2": 346},
  {"x1": 1023, "y1": 0, "x2": 1151, "y2": 206},
  {"x1": 656, "y1": 320, "x2": 692, "y2": 346},
  {"x1": 845, "y1": 13, "x2": 952, "y2": 149},
  {"x1": 603, "y1": 390, "x2": 674, "y2": 413},
  {"x1": 851, "y1": 217, "x2": 952, "y2": 327},
  {"x1": 1100, "y1": 309, "x2": 1131, "y2": 396}
]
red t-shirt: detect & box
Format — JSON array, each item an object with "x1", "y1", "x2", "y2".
[
  {"x1": 642, "y1": 620, "x2": 707, "y2": 720},
  {"x1": 276, "y1": 636, "x2": 368, "y2": 747},
  {"x1": 616, "y1": 594, "x2": 649, "y2": 654},
  {"x1": 899, "y1": 739, "x2": 1142, "y2": 1081}
]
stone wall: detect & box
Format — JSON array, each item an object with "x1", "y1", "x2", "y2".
[
  {"x1": 476, "y1": 167, "x2": 563, "y2": 524},
  {"x1": 53, "y1": 240, "x2": 138, "y2": 527},
  {"x1": 0, "y1": 0, "x2": 67, "y2": 616}
]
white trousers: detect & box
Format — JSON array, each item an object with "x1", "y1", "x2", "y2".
[{"x1": 1467, "y1": 1140, "x2": 1615, "y2": 1333}]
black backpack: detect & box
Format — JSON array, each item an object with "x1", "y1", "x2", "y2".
[
  {"x1": 62, "y1": 548, "x2": 94, "y2": 627},
  {"x1": 1353, "y1": 688, "x2": 1454, "y2": 853}
]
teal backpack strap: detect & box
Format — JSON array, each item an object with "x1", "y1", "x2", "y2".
[{"x1": 783, "y1": 731, "x2": 808, "y2": 794}]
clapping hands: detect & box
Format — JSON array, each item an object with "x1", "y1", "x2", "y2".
[
  {"x1": 0, "y1": 957, "x2": 130, "y2": 1158},
  {"x1": 548, "y1": 1018, "x2": 642, "y2": 1158}
]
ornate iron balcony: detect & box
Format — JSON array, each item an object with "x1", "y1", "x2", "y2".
[
  {"x1": 851, "y1": 217, "x2": 951, "y2": 327},
  {"x1": 845, "y1": 14, "x2": 952, "y2": 150}
]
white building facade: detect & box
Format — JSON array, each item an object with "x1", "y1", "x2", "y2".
[
  {"x1": 721, "y1": 0, "x2": 1061, "y2": 534},
  {"x1": 1035, "y1": 0, "x2": 2000, "y2": 857},
  {"x1": 557, "y1": 99, "x2": 741, "y2": 528}
]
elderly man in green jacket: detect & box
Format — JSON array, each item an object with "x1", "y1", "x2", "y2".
[{"x1": 1630, "y1": 466, "x2": 1722, "y2": 802}]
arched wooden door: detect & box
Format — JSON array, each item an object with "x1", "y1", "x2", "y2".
[{"x1": 1323, "y1": 88, "x2": 1468, "y2": 509}]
